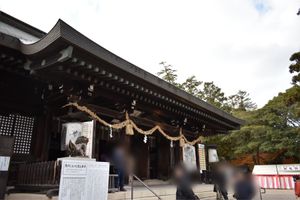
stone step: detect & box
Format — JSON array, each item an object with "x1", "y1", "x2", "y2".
[
  {"x1": 108, "y1": 184, "x2": 235, "y2": 200},
  {"x1": 5, "y1": 184, "x2": 235, "y2": 200},
  {"x1": 108, "y1": 192, "x2": 234, "y2": 200},
  {"x1": 132, "y1": 179, "x2": 170, "y2": 187}
]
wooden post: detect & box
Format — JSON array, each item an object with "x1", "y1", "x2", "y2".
[{"x1": 92, "y1": 120, "x2": 97, "y2": 159}]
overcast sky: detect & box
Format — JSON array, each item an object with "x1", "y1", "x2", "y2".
[{"x1": 1, "y1": 0, "x2": 299, "y2": 107}]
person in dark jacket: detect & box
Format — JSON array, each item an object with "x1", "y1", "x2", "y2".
[
  {"x1": 213, "y1": 163, "x2": 229, "y2": 200},
  {"x1": 112, "y1": 143, "x2": 127, "y2": 191},
  {"x1": 233, "y1": 170, "x2": 256, "y2": 200},
  {"x1": 174, "y1": 164, "x2": 199, "y2": 200}
]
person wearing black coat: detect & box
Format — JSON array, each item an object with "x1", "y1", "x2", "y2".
[
  {"x1": 212, "y1": 164, "x2": 229, "y2": 200},
  {"x1": 174, "y1": 164, "x2": 200, "y2": 200},
  {"x1": 233, "y1": 171, "x2": 256, "y2": 200}
]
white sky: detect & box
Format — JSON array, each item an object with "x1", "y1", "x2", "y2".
[{"x1": 1, "y1": 0, "x2": 299, "y2": 107}]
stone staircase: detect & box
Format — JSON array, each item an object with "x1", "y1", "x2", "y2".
[
  {"x1": 108, "y1": 184, "x2": 235, "y2": 200},
  {"x1": 6, "y1": 184, "x2": 236, "y2": 200}
]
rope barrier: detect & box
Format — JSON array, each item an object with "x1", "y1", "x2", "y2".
[{"x1": 63, "y1": 102, "x2": 204, "y2": 146}]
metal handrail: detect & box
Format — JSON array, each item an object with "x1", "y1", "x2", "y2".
[
  {"x1": 130, "y1": 174, "x2": 161, "y2": 200},
  {"x1": 259, "y1": 187, "x2": 266, "y2": 200}
]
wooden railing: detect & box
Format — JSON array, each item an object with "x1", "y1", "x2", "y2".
[{"x1": 16, "y1": 161, "x2": 60, "y2": 191}]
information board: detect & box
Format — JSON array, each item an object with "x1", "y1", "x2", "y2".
[
  {"x1": 277, "y1": 164, "x2": 300, "y2": 175},
  {"x1": 58, "y1": 159, "x2": 109, "y2": 200},
  {"x1": 208, "y1": 148, "x2": 219, "y2": 163},
  {"x1": 197, "y1": 144, "x2": 206, "y2": 172},
  {"x1": 0, "y1": 136, "x2": 14, "y2": 200},
  {"x1": 182, "y1": 144, "x2": 197, "y2": 171},
  {"x1": 0, "y1": 156, "x2": 10, "y2": 171}
]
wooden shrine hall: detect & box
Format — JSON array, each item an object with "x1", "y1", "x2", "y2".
[{"x1": 0, "y1": 11, "x2": 243, "y2": 194}]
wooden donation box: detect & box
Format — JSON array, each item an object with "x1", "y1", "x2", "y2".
[{"x1": 58, "y1": 158, "x2": 109, "y2": 200}]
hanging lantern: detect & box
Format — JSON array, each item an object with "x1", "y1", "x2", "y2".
[{"x1": 143, "y1": 135, "x2": 147, "y2": 143}]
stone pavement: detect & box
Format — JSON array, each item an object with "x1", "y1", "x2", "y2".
[
  {"x1": 108, "y1": 184, "x2": 229, "y2": 200},
  {"x1": 260, "y1": 189, "x2": 295, "y2": 200},
  {"x1": 5, "y1": 185, "x2": 296, "y2": 200},
  {"x1": 108, "y1": 184, "x2": 296, "y2": 200}
]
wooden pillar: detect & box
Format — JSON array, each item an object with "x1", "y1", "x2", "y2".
[
  {"x1": 157, "y1": 135, "x2": 170, "y2": 179},
  {"x1": 173, "y1": 141, "x2": 183, "y2": 167},
  {"x1": 170, "y1": 144, "x2": 175, "y2": 175},
  {"x1": 92, "y1": 120, "x2": 97, "y2": 159},
  {"x1": 131, "y1": 134, "x2": 149, "y2": 179},
  {"x1": 32, "y1": 108, "x2": 52, "y2": 161},
  {"x1": 124, "y1": 133, "x2": 131, "y2": 152}
]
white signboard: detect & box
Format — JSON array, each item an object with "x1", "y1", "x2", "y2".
[
  {"x1": 59, "y1": 159, "x2": 109, "y2": 200},
  {"x1": 182, "y1": 144, "x2": 197, "y2": 171},
  {"x1": 277, "y1": 164, "x2": 300, "y2": 175},
  {"x1": 0, "y1": 156, "x2": 10, "y2": 171},
  {"x1": 253, "y1": 164, "x2": 300, "y2": 176},
  {"x1": 208, "y1": 149, "x2": 219, "y2": 163},
  {"x1": 81, "y1": 121, "x2": 94, "y2": 158},
  {"x1": 61, "y1": 121, "x2": 94, "y2": 158}
]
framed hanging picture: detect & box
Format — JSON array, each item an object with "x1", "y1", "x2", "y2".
[
  {"x1": 61, "y1": 121, "x2": 94, "y2": 158},
  {"x1": 182, "y1": 143, "x2": 197, "y2": 171}
]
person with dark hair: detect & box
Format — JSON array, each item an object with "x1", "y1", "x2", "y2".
[
  {"x1": 174, "y1": 164, "x2": 199, "y2": 200},
  {"x1": 213, "y1": 163, "x2": 229, "y2": 200},
  {"x1": 112, "y1": 143, "x2": 127, "y2": 191},
  {"x1": 233, "y1": 169, "x2": 256, "y2": 200}
]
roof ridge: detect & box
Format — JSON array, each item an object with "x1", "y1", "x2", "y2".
[{"x1": 0, "y1": 10, "x2": 45, "y2": 38}]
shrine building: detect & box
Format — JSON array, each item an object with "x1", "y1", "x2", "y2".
[{"x1": 0, "y1": 11, "x2": 243, "y2": 195}]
